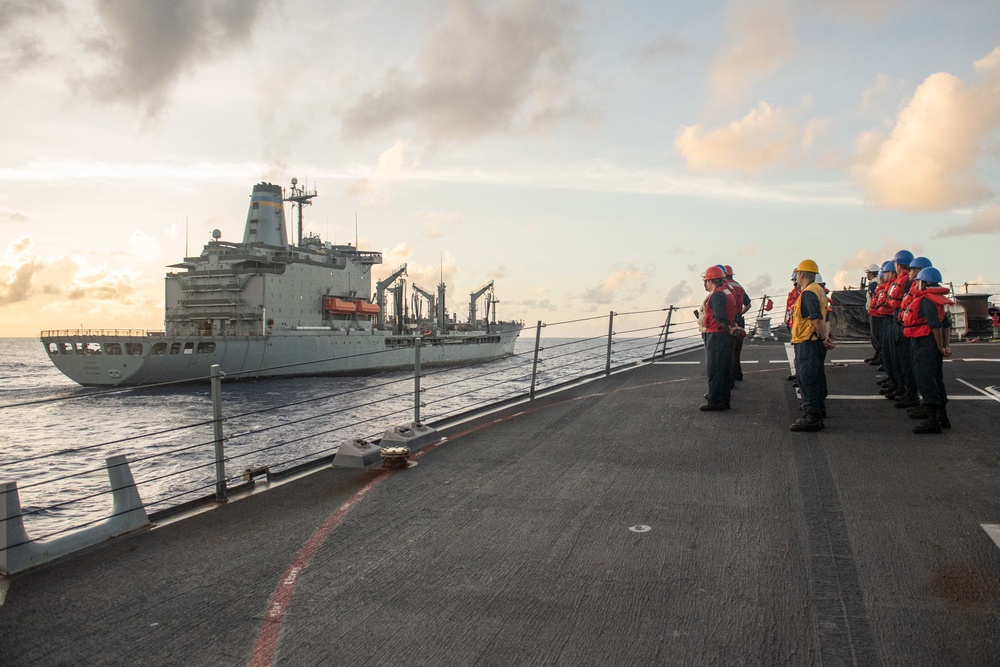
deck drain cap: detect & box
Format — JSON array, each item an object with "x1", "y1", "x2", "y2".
[{"x1": 629, "y1": 525, "x2": 652, "y2": 533}]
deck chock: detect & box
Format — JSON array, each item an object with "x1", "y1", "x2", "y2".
[
  {"x1": 1, "y1": 454, "x2": 149, "y2": 577},
  {"x1": 379, "y1": 422, "x2": 440, "y2": 453},
  {"x1": 332, "y1": 438, "x2": 383, "y2": 468},
  {"x1": 241, "y1": 466, "x2": 271, "y2": 483}
]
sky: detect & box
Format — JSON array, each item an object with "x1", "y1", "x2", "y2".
[{"x1": 1, "y1": 0, "x2": 999, "y2": 339}]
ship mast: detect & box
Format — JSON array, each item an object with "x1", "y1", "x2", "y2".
[{"x1": 284, "y1": 177, "x2": 317, "y2": 246}]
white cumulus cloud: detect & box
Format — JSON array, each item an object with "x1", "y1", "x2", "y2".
[{"x1": 851, "y1": 47, "x2": 1000, "y2": 212}]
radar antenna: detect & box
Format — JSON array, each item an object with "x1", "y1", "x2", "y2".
[{"x1": 284, "y1": 177, "x2": 317, "y2": 246}]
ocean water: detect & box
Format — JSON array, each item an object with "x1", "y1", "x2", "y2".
[{"x1": 0, "y1": 330, "x2": 684, "y2": 538}]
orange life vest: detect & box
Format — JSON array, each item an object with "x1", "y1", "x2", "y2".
[{"x1": 902, "y1": 287, "x2": 952, "y2": 338}]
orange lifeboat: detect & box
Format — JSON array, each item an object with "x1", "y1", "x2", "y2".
[
  {"x1": 356, "y1": 301, "x2": 380, "y2": 315},
  {"x1": 323, "y1": 297, "x2": 357, "y2": 314}
]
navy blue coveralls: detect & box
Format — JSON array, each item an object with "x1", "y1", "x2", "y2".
[
  {"x1": 705, "y1": 291, "x2": 734, "y2": 409},
  {"x1": 794, "y1": 289, "x2": 827, "y2": 417}
]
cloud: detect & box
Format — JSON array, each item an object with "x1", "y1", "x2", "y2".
[
  {"x1": 0, "y1": 0, "x2": 63, "y2": 77},
  {"x1": 936, "y1": 205, "x2": 1000, "y2": 238},
  {"x1": 128, "y1": 229, "x2": 161, "y2": 261},
  {"x1": 664, "y1": 280, "x2": 693, "y2": 306},
  {"x1": 708, "y1": 0, "x2": 798, "y2": 102},
  {"x1": 859, "y1": 73, "x2": 908, "y2": 112},
  {"x1": 828, "y1": 242, "x2": 923, "y2": 291},
  {"x1": 818, "y1": 0, "x2": 900, "y2": 22},
  {"x1": 344, "y1": 140, "x2": 418, "y2": 205},
  {"x1": 0, "y1": 236, "x2": 145, "y2": 308},
  {"x1": 514, "y1": 298, "x2": 557, "y2": 311},
  {"x1": 851, "y1": 48, "x2": 1000, "y2": 212},
  {"x1": 635, "y1": 35, "x2": 687, "y2": 62},
  {"x1": 340, "y1": 0, "x2": 580, "y2": 141},
  {"x1": 581, "y1": 263, "x2": 653, "y2": 305},
  {"x1": 1, "y1": 208, "x2": 30, "y2": 223},
  {"x1": 743, "y1": 273, "x2": 774, "y2": 298},
  {"x1": 676, "y1": 102, "x2": 828, "y2": 174},
  {"x1": 81, "y1": 0, "x2": 268, "y2": 116},
  {"x1": 415, "y1": 210, "x2": 462, "y2": 239},
  {"x1": 0, "y1": 237, "x2": 41, "y2": 305}
]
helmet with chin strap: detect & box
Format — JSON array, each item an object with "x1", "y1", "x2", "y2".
[{"x1": 916, "y1": 267, "x2": 942, "y2": 284}]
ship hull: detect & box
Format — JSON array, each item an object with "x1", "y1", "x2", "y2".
[{"x1": 41, "y1": 325, "x2": 523, "y2": 386}]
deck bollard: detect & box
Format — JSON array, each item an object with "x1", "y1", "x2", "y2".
[{"x1": 1, "y1": 454, "x2": 149, "y2": 576}]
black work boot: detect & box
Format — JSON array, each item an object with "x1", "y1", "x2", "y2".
[
  {"x1": 907, "y1": 405, "x2": 931, "y2": 419},
  {"x1": 937, "y1": 404, "x2": 951, "y2": 429},
  {"x1": 790, "y1": 413, "x2": 824, "y2": 432},
  {"x1": 913, "y1": 406, "x2": 942, "y2": 434},
  {"x1": 894, "y1": 387, "x2": 920, "y2": 409}
]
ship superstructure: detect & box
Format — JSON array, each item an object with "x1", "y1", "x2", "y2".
[{"x1": 41, "y1": 181, "x2": 522, "y2": 386}]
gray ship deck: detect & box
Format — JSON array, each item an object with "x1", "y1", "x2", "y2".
[{"x1": 3, "y1": 339, "x2": 1000, "y2": 666}]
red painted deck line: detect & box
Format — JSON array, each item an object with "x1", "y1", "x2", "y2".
[{"x1": 247, "y1": 392, "x2": 602, "y2": 667}]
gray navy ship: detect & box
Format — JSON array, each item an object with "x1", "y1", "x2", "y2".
[{"x1": 40, "y1": 180, "x2": 522, "y2": 386}]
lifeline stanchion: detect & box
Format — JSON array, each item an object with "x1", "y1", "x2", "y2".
[
  {"x1": 211, "y1": 364, "x2": 227, "y2": 502},
  {"x1": 414, "y1": 336, "x2": 422, "y2": 423},
  {"x1": 530, "y1": 320, "x2": 542, "y2": 400},
  {"x1": 605, "y1": 310, "x2": 615, "y2": 376}
]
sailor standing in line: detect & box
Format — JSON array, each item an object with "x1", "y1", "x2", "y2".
[
  {"x1": 888, "y1": 251, "x2": 920, "y2": 409},
  {"x1": 901, "y1": 267, "x2": 953, "y2": 434},
  {"x1": 785, "y1": 269, "x2": 800, "y2": 382},
  {"x1": 699, "y1": 265, "x2": 738, "y2": 411},
  {"x1": 723, "y1": 265, "x2": 752, "y2": 383},
  {"x1": 881, "y1": 251, "x2": 912, "y2": 401},
  {"x1": 876, "y1": 262, "x2": 898, "y2": 393},
  {"x1": 789, "y1": 260, "x2": 835, "y2": 432},
  {"x1": 897, "y1": 257, "x2": 934, "y2": 414},
  {"x1": 863, "y1": 263, "x2": 882, "y2": 365}
]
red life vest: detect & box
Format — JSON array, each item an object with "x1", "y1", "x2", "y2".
[
  {"x1": 726, "y1": 279, "x2": 747, "y2": 310},
  {"x1": 703, "y1": 285, "x2": 737, "y2": 333},
  {"x1": 868, "y1": 282, "x2": 887, "y2": 316},
  {"x1": 886, "y1": 274, "x2": 910, "y2": 311},
  {"x1": 898, "y1": 291, "x2": 915, "y2": 323},
  {"x1": 875, "y1": 281, "x2": 895, "y2": 316},
  {"x1": 902, "y1": 287, "x2": 953, "y2": 338},
  {"x1": 785, "y1": 287, "x2": 799, "y2": 325}
]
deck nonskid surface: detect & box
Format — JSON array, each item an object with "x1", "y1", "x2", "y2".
[{"x1": 2, "y1": 340, "x2": 999, "y2": 665}]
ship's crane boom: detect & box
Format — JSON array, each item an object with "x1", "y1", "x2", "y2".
[
  {"x1": 411, "y1": 284, "x2": 437, "y2": 323},
  {"x1": 468, "y1": 280, "x2": 494, "y2": 328},
  {"x1": 375, "y1": 264, "x2": 407, "y2": 330}
]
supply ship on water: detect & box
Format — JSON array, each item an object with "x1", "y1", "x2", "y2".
[{"x1": 40, "y1": 180, "x2": 522, "y2": 386}]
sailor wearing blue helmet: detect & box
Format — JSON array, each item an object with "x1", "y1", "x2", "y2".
[
  {"x1": 901, "y1": 267, "x2": 953, "y2": 433},
  {"x1": 884, "y1": 249, "x2": 919, "y2": 408}
]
